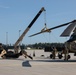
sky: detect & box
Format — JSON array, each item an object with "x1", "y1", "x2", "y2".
[{"x1": 0, "y1": 0, "x2": 76, "y2": 45}]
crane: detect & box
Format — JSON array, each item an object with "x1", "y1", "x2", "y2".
[{"x1": 14, "y1": 7, "x2": 45, "y2": 55}]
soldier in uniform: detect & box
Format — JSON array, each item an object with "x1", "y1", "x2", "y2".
[{"x1": 0, "y1": 43, "x2": 7, "y2": 58}]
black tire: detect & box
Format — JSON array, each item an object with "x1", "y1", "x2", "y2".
[
  {"x1": 50, "y1": 54, "x2": 53, "y2": 58},
  {"x1": 58, "y1": 54, "x2": 63, "y2": 59},
  {"x1": 68, "y1": 55, "x2": 70, "y2": 59},
  {"x1": 74, "y1": 53, "x2": 76, "y2": 56}
]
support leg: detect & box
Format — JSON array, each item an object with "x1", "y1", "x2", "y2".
[{"x1": 22, "y1": 50, "x2": 33, "y2": 60}]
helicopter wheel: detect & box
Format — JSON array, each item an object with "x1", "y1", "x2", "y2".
[
  {"x1": 50, "y1": 54, "x2": 53, "y2": 59},
  {"x1": 64, "y1": 54, "x2": 71, "y2": 60},
  {"x1": 58, "y1": 53, "x2": 63, "y2": 59},
  {"x1": 74, "y1": 53, "x2": 76, "y2": 56},
  {"x1": 67, "y1": 55, "x2": 71, "y2": 59}
]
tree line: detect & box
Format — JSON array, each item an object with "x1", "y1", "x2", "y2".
[{"x1": 3, "y1": 42, "x2": 65, "y2": 50}]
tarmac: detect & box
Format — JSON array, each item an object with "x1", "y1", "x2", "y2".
[{"x1": 0, "y1": 50, "x2": 76, "y2": 75}]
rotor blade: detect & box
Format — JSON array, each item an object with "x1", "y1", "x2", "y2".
[
  {"x1": 29, "y1": 20, "x2": 76, "y2": 37},
  {"x1": 29, "y1": 31, "x2": 44, "y2": 37},
  {"x1": 60, "y1": 22, "x2": 76, "y2": 37}
]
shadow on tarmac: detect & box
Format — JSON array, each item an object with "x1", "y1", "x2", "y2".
[
  {"x1": 22, "y1": 60, "x2": 32, "y2": 67},
  {"x1": 32, "y1": 59, "x2": 76, "y2": 62},
  {"x1": 22, "y1": 59, "x2": 76, "y2": 67}
]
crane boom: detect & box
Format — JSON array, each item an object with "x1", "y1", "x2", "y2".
[{"x1": 14, "y1": 7, "x2": 45, "y2": 53}]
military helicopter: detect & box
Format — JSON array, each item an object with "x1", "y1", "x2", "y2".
[{"x1": 29, "y1": 20, "x2": 76, "y2": 60}]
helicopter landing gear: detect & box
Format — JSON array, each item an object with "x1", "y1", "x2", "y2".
[
  {"x1": 50, "y1": 54, "x2": 53, "y2": 59},
  {"x1": 58, "y1": 53, "x2": 63, "y2": 59},
  {"x1": 64, "y1": 54, "x2": 71, "y2": 60}
]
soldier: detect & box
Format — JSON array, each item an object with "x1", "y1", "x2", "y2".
[
  {"x1": 52, "y1": 46, "x2": 57, "y2": 59},
  {"x1": 0, "y1": 43, "x2": 7, "y2": 58}
]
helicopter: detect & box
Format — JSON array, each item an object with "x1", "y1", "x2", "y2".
[{"x1": 29, "y1": 20, "x2": 76, "y2": 60}]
